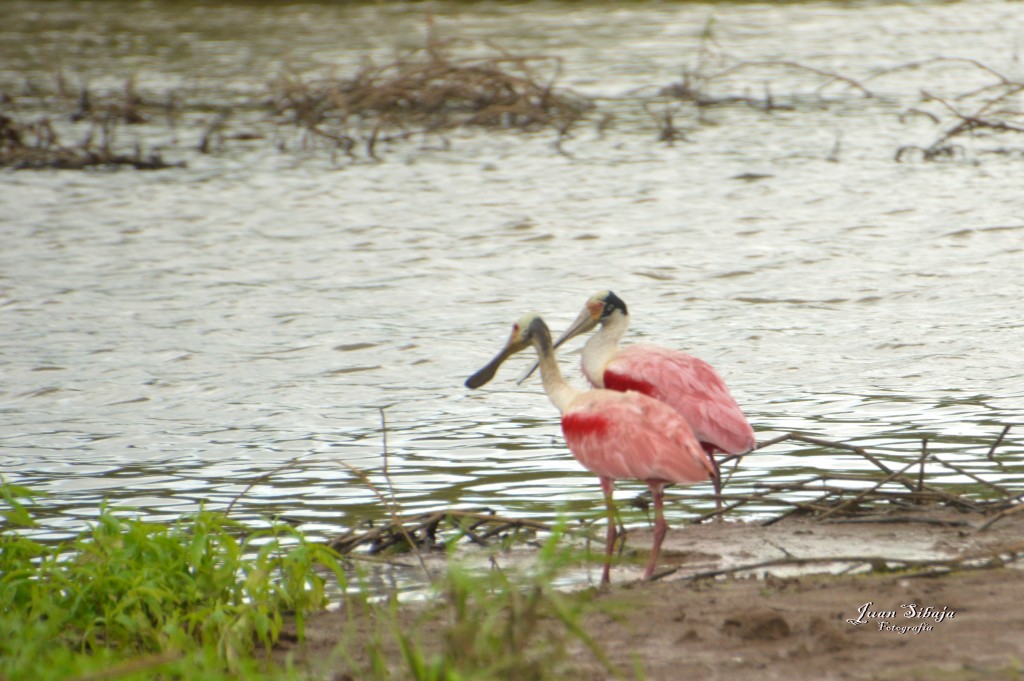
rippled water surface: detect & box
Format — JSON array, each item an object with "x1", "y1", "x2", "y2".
[{"x1": 2, "y1": 1, "x2": 1022, "y2": 548}]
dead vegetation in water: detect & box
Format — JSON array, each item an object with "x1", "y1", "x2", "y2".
[
  {"x1": 3, "y1": 21, "x2": 1024, "y2": 168},
  {"x1": 266, "y1": 34, "x2": 593, "y2": 159},
  {"x1": 651, "y1": 53, "x2": 1024, "y2": 160},
  {"x1": 647, "y1": 20, "x2": 1024, "y2": 161},
  {"x1": 709, "y1": 427, "x2": 1020, "y2": 526},
  {"x1": 0, "y1": 77, "x2": 184, "y2": 170},
  {"x1": 0, "y1": 32, "x2": 591, "y2": 168},
  {"x1": 643, "y1": 17, "x2": 873, "y2": 144},
  {"x1": 647, "y1": 54, "x2": 870, "y2": 148},
  {"x1": 887, "y1": 58, "x2": 1024, "y2": 162},
  {"x1": 657, "y1": 32, "x2": 873, "y2": 117},
  {"x1": 0, "y1": 112, "x2": 182, "y2": 170}
]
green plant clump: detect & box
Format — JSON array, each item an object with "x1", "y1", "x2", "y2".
[
  {"x1": 2, "y1": 481, "x2": 620, "y2": 681},
  {"x1": 0, "y1": 481, "x2": 344, "y2": 681},
  {"x1": 336, "y1": 522, "x2": 618, "y2": 681}
]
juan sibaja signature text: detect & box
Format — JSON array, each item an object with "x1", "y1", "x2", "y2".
[{"x1": 846, "y1": 601, "x2": 955, "y2": 634}]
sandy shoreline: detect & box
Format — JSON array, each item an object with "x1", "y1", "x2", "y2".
[{"x1": 278, "y1": 506, "x2": 1024, "y2": 679}]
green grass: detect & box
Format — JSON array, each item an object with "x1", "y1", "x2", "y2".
[
  {"x1": 338, "y1": 526, "x2": 618, "y2": 681},
  {"x1": 1, "y1": 481, "x2": 620, "y2": 681},
  {"x1": 1, "y1": 481, "x2": 343, "y2": 680}
]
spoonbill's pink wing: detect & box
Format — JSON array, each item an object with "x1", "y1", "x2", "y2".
[
  {"x1": 560, "y1": 390, "x2": 715, "y2": 485},
  {"x1": 603, "y1": 345, "x2": 755, "y2": 455}
]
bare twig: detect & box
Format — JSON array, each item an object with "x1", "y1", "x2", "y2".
[
  {"x1": 757, "y1": 432, "x2": 897, "y2": 476},
  {"x1": 760, "y1": 492, "x2": 838, "y2": 527},
  {"x1": 930, "y1": 454, "x2": 1014, "y2": 499},
  {"x1": 753, "y1": 433, "x2": 793, "y2": 450},
  {"x1": 987, "y1": 425, "x2": 1012, "y2": 462},
  {"x1": 817, "y1": 455, "x2": 924, "y2": 520},
  {"x1": 866, "y1": 56, "x2": 1012, "y2": 87},
  {"x1": 711, "y1": 60, "x2": 874, "y2": 98},
  {"x1": 917, "y1": 437, "x2": 929, "y2": 497},
  {"x1": 226, "y1": 454, "x2": 317, "y2": 515},
  {"x1": 975, "y1": 503, "x2": 1024, "y2": 533},
  {"x1": 322, "y1": 410, "x2": 432, "y2": 577},
  {"x1": 379, "y1": 406, "x2": 397, "y2": 504}
]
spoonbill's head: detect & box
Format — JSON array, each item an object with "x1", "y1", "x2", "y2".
[
  {"x1": 553, "y1": 290, "x2": 628, "y2": 349},
  {"x1": 514, "y1": 291, "x2": 629, "y2": 385},
  {"x1": 466, "y1": 313, "x2": 548, "y2": 389}
]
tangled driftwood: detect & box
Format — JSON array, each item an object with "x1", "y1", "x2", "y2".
[
  {"x1": 322, "y1": 425, "x2": 1019, "y2": 571},
  {"x1": 707, "y1": 430, "x2": 1020, "y2": 526},
  {"x1": 329, "y1": 509, "x2": 553, "y2": 556},
  {"x1": 267, "y1": 35, "x2": 592, "y2": 159}
]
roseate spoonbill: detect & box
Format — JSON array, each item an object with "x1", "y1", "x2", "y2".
[
  {"x1": 466, "y1": 313, "x2": 716, "y2": 584},
  {"x1": 522, "y1": 291, "x2": 755, "y2": 502}
]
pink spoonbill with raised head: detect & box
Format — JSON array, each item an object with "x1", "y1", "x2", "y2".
[
  {"x1": 522, "y1": 291, "x2": 755, "y2": 501},
  {"x1": 466, "y1": 313, "x2": 716, "y2": 584}
]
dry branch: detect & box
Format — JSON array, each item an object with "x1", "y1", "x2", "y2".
[
  {"x1": 715, "y1": 429, "x2": 1019, "y2": 528},
  {"x1": 816, "y1": 456, "x2": 924, "y2": 520},
  {"x1": 988, "y1": 425, "x2": 1012, "y2": 461},
  {"x1": 930, "y1": 454, "x2": 1015, "y2": 498},
  {"x1": 656, "y1": 55, "x2": 873, "y2": 132},
  {"x1": 893, "y1": 60, "x2": 1024, "y2": 162},
  {"x1": 710, "y1": 60, "x2": 873, "y2": 98},
  {"x1": 976, "y1": 503, "x2": 1024, "y2": 532},
  {"x1": 329, "y1": 509, "x2": 556, "y2": 555}
]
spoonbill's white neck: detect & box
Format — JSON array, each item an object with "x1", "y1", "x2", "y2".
[
  {"x1": 530, "y1": 324, "x2": 582, "y2": 414},
  {"x1": 582, "y1": 311, "x2": 629, "y2": 387}
]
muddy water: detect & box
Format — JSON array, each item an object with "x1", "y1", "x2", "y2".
[{"x1": 2, "y1": 0, "x2": 1022, "y2": 559}]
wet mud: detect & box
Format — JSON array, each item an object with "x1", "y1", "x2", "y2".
[{"x1": 280, "y1": 506, "x2": 1024, "y2": 679}]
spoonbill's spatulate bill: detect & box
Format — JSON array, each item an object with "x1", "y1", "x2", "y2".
[{"x1": 466, "y1": 313, "x2": 716, "y2": 584}]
